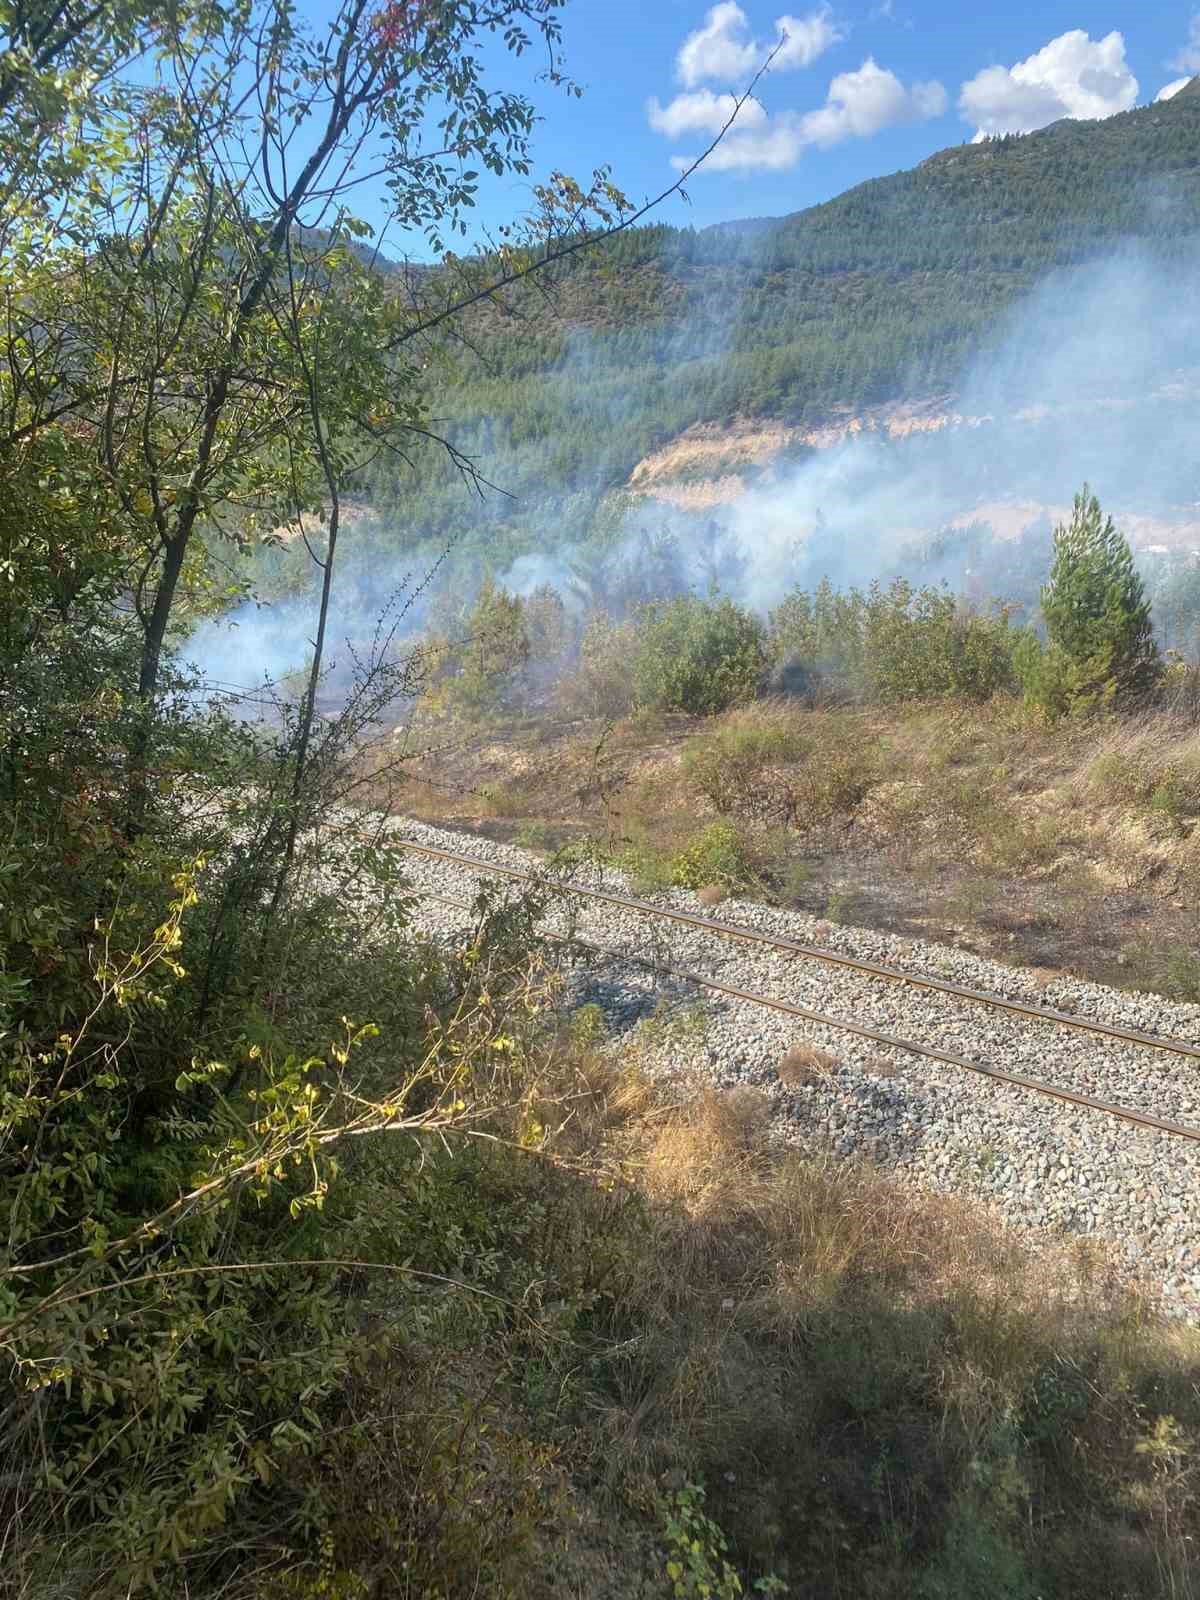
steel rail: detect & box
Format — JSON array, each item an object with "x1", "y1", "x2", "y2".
[
  {"x1": 384, "y1": 835, "x2": 1200, "y2": 1063},
  {"x1": 415, "y1": 885, "x2": 1200, "y2": 1145}
]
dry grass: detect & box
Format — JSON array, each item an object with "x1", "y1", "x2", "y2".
[
  {"x1": 366, "y1": 696, "x2": 1200, "y2": 999},
  {"x1": 1080, "y1": 715, "x2": 1200, "y2": 806},
  {"x1": 776, "y1": 1042, "x2": 840, "y2": 1085},
  {"x1": 645, "y1": 1086, "x2": 773, "y2": 1217},
  {"x1": 308, "y1": 987, "x2": 1200, "y2": 1600},
  {"x1": 562, "y1": 1047, "x2": 1200, "y2": 1597}
]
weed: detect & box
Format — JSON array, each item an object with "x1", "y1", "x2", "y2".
[
  {"x1": 824, "y1": 886, "x2": 860, "y2": 925},
  {"x1": 670, "y1": 821, "x2": 755, "y2": 891},
  {"x1": 478, "y1": 780, "x2": 524, "y2": 817},
  {"x1": 661, "y1": 1483, "x2": 788, "y2": 1597},
  {"x1": 786, "y1": 729, "x2": 881, "y2": 834},
  {"x1": 615, "y1": 820, "x2": 756, "y2": 895},
  {"x1": 1056, "y1": 861, "x2": 1102, "y2": 899},
  {"x1": 1088, "y1": 745, "x2": 1153, "y2": 804},
  {"x1": 640, "y1": 1000, "x2": 711, "y2": 1053},
  {"x1": 683, "y1": 709, "x2": 806, "y2": 818},
  {"x1": 974, "y1": 1144, "x2": 999, "y2": 1176},
  {"x1": 778, "y1": 1043, "x2": 839, "y2": 1085},
  {"x1": 661, "y1": 1483, "x2": 745, "y2": 1600},
  {"x1": 513, "y1": 819, "x2": 559, "y2": 852},
  {"x1": 779, "y1": 860, "x2": 814, "y2": 904},
  {"x1": 1148, "y1": 769, "x2": 1200, "y2": 837},
  {"x1": 1163, "y1": 946, "x2": 1200, "y2": 1004},
  {"x1": 569, "y1": 1003, "x2": 607, "y2": 1046},
  {"x1": 1087, "y1": 725, "x2": 1200, "y2": 831},
  {"x1": 946, "y1": 875, "x2": 994, "y2": 923},
  {"x1": 986, "y1": 811, "x2": 1071, "y2": 873},
  {"x1": 618, "y1": 838, "x2": 677, "y2": 894}
]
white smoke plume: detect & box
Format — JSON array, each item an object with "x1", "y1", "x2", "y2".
[{"x1": 188, "y1": 237, "x2": 1200, "y2": 696}]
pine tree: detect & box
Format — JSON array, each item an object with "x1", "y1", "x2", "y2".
[{"x1": 1034, "y1": 485, "x2": 1161, "y2": 711}]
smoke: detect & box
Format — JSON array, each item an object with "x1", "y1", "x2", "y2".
[
  {"x1": 182, "y1": 536, "x2": 444, "y2": 707},
  {"x1": 629, "y1": 242, "x2": 1200, "y2": 612},
  {"x1": 188, "y1": 237, "x2": 1200, "y2": 696},
  {"x1": 185, "y1": 598, "x2": 315, "y2": 695}
]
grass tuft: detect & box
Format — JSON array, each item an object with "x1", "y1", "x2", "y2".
[{"x1": 777, "y1": 1042, "x2": 840, "y2": 1085}]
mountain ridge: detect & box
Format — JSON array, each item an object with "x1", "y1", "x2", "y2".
[{"x1": 349, "y1": 85, "x2": 1200, "y2": 572}]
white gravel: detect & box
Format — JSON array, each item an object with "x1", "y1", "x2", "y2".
[{"x1": 376, "y1": 814, "x2": 1200, "y2": 1322}]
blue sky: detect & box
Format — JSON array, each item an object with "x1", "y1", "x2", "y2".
[{"x1": 365, "y1": 2, "x2": 1200, "y2": 253}]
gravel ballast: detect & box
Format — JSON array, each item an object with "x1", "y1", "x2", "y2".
[{"x1": 377, "y1": 815, "x2": 1200, "y2": 1321}]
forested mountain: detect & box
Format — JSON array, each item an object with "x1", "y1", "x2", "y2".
[{"x1": 342, "y1": 84, "x2": 1200, "y2": 576}]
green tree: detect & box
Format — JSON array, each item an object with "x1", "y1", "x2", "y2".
[
  {"x1": 1022, "y1": 485, "x2": 1162, "y2": 716},
  {"x1": 443, "y1": 576, "x2": 531, "y2": 715}
]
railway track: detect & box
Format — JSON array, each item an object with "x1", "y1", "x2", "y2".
[{"x1": 386, "y1": 833, "x2": 1200, "y2": 1146}]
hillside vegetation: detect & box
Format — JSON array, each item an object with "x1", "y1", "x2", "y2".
[
  {"x1": 349, "y1": 86, "x2": 1200, "y2": 573},
  {"x1": 386, "y1": 496, "x2": 1200, "y2": 1001}
]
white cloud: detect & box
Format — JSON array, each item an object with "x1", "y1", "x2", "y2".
[
  {"x1": 799, "y1": 56, "x2": 946, "y2": 145},
  {"x1": 1157, "y1": 77, "x2": 1192, "y2": 103},
  {"x1": 647, "y1": 89, "x2": 766, "y2": 138},
  {"x1": 1171, "y1": 13, "x2": 1200, "y2": 73},
  {"x1": 676, "y1": 2, "x2": 842, "y2": 88},
  {"x1": 773, "y1": 11, "x2": 843, "y2": 70},
  {"x1": 677, "y1": 3, "x2": 758, "y2": 86},
  {"x1": 660, "y1": 56, "x2": 946, "y2": 173},
  {"x1": 675, "y1": 111, "x2": 807, "y2": 170},
  {"x1": 958, "y1": 30, "x2": 1137, "y2": 140}
]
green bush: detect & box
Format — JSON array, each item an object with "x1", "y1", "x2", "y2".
[
  {"x1": 0, "y1": 494, "x2": 574, "y2": 1593},
  {"x1": 669, "y1": 820, "x2": 754, "y2": 889},
  {"x1": 616, "y1": 821, "x2": 755, "y2": 893},
  {"x1": 766, "y1": 579, "x2": 868, "y2": 698},
  {"x1": 554, "y1": 611, "x2": 639, "y2": 719},
  {"x1": 768, "y1": 579, "x2": 1017, "y2": 705},
  {"x1": 632, "y1": 595, "x2": 765, "y2": 716},
  {"x1": 865, "y1": 580, "x2": 1018, "y2": 703},
  {"x1": 439, "y1": 576, "x2": 531, "y2": 717}
]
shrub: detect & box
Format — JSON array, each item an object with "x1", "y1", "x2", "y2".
[
  {"x1": 682, "y1": 709, "x2": 879, "y2": 834},
  {"x1": 779, "y1": 859, "x2": 814, "y2": 902},
  {"x1": 767, "y1": 579, "x2": 868, "y2": 699},
  {"x1": 865, "y1": 580, "x2": 1018, "y2": 703},
  {"x1": 670, "y1": 820, "x2": 755, "y2": 890},
  {"x1": 660, "y1": 1482, "x2": 777, "y2": 1599},
  {"x1": 440, "y1": 577, "x2": 531, "y2": 717},
  {"x1": 768, "y1": 579, "x2": 1017, "y2": 705},
  {"x1": 554, "y1": 612, "x2": 639, "y2": 719},
  {"x1": 1085, "y1": 727, "x2": 1200, "y2": 830},
  {"x1": 682, "y1": 711, "x2": 806, "y2": 817},
  {"x1": 785, "y1": 732, "x2": 880, "y2": 832},
  {"x1": 632, "y1": 595, "x2": 765, "y2": 716}
]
